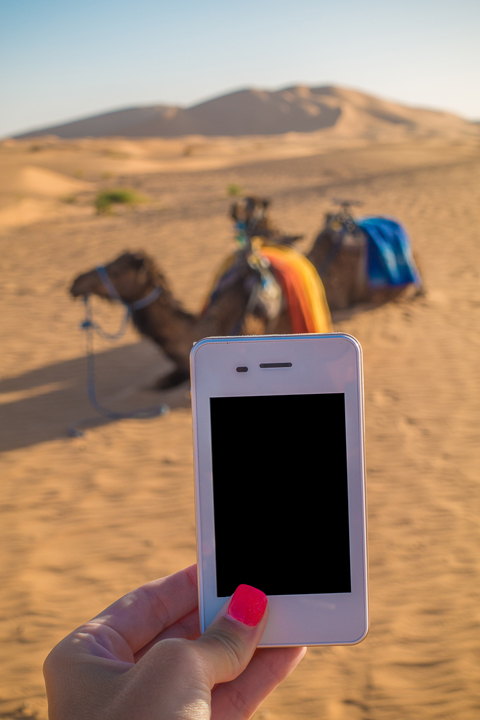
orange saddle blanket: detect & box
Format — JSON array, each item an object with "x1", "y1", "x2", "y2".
[{"x1": 203, "y1": 242, "x2": 332, "y2": 334}]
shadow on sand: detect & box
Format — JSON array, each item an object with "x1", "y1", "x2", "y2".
[
  {"x1": 1, "y1": 294, "x2": 421, "y2": 453},
  {"x1": 0, "y1": 341, "x2": 190, "y2": 452}
]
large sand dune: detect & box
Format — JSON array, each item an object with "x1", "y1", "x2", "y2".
[
  {"x1": 15, "y1": 84, "x2": 478, "y2": 140},
  {"x1": 0, "y1": 134, "x2": 480, "y2": 719}
]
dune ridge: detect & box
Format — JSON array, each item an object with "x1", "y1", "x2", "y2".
[{"x1": 14, "y1": 85, "x2": 478, "y2": 140}]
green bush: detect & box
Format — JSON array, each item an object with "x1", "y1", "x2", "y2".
[
  {"x1": 95, "y1": 188, "x2": 147, "y2": 214},
  {"x1": 227, "y1": 183, "x2": 243, "y2": 197}
]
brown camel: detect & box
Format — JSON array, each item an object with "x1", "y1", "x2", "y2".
[
  {"x1": 70, "y1": 250, "x2": 290, "y2": 389},
  {"x1": 307, "y1": 202, "x2": 424, "y2": 312}
]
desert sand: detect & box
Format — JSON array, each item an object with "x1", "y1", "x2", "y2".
[{"x1": 1, "y1": 129, "x2": 480, "y2": 719}]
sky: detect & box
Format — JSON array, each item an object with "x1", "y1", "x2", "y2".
[{"x1": 0, "y1": 0, "x2": 479, "y2": 138}]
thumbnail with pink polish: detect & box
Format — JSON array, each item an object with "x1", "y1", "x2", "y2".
[{"x1": 227, "y1": 584, "x2": 267, "y2": 627}]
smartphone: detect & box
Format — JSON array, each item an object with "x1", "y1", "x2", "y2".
[{"x1": 190, "y1": 333, "x2": 368, "y2": 646}]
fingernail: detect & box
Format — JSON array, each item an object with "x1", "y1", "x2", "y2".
[{"x1": 227, "y1": 584, "x2": 267, "y2": 627}]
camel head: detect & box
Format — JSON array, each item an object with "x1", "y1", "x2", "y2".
[
  {"x1": 230, "y1": 196, "x2": 270, "y2": 230},
  {"x1": 70, "y1": 251, "x2": 168, "y2": 304},
  {"x1": 320, "y1": 211, "x2": 365, "y2": 249},
  {"x1": 230, "y1": 196, "x2": 303, "y2": 246}
]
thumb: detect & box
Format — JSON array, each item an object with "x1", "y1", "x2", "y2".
[{"x1": 194, "y1": 584, "x2": 268, "y2": 686}]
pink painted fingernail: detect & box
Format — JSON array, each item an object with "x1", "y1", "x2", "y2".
[{"x1": 227, "y1": 584, "x2": 267, "y2": 627}]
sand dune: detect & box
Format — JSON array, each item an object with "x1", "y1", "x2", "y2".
[
  {"x1": 0, "y1": 165, "x2": 92, "y2": 230},
  {"x1": 2, "y1": 127, "x2": 479, "y2": 233},
  {"x1": 1, "y1": 134, "x2": 480, "y2": 719},
  {"x1": 14, "y1": 85, "x2": 478, "y2": 140},
  {"x1": 0, "y1": 165, "x2": 90, "y2": 197},
  {"x1": 0, "y1": 198, "x2": 62, "y2": 230}
]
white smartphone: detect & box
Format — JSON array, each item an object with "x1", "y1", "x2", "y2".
[{"x1": 190, "y1": 333, "x2": 368, "y2": 647}]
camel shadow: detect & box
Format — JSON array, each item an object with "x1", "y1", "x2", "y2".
[{"x1": 0, "y1": 341, "x2": 190, "y2": 452}]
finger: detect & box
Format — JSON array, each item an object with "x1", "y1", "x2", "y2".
[
  {"x1": 134, "y1": 607, "x2": 201, "y2": 661},
  {"x1": 194, "y1": 584, "x2": 268, "y2": 686},
  {"x1": 211, "y1": 646, "x2": 307, "y2": 720},
  {"x1": 91, "y1": 564, "x2": 198, "y2": 654}
]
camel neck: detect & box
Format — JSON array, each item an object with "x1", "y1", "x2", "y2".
[
  {"x1": 129, "y1": 286, "x2": 163, "y2": 310},
  {"x1": 131, "y1": 292, "x2": 198, "y2": 372}
]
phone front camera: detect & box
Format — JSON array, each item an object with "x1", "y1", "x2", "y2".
[{"x1": 236, "y1": 366, "x2": 248, "y2": 373}]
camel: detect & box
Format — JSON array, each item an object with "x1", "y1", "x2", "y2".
[
  {"x1": 70, "y1": 250, "x2": 290, "y2": 389},
  {"x1": 307, "y1": 201, "x2": 424, "y2": 312},
  {"x1": 72, "y1": 197, "x2": 418, "y2": 390}
]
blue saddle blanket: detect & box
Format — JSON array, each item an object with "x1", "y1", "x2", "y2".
[{"x1": 357, "y1": 217, "x2": 421, "y2": 288}]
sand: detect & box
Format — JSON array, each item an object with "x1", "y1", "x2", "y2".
[{"x1": 1, "y1": 133, "x2": 480, "y2": 719}]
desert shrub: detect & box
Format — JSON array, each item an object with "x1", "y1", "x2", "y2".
[
  {"x1": 94, "y1": 188, "x2": 147, "y2": 214},
  {"x1": 227, "y1": 183, "x2": 243, "y2": 196}
]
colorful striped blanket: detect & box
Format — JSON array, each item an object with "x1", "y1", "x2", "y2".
[{"x1": 203, "y1": 242, "x2": 332, "y2": 334}]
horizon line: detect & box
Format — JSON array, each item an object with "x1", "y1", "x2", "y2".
[{"x1": 7, "y1": 81, "x2": 478, "y2": 140}]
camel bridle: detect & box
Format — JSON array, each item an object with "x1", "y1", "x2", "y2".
[
  {"x1": 78, "y1": 265, "x2": 164, "y2": 343},
  {"x1": 95, "y1": 265, "x2": 163, "y2": 311},
  {"x1": 234, "y1": 199, "x2": 269, "y2": 246},
  {"x1": 69, "y1": 265, "x2": 169, "y2": 436}
]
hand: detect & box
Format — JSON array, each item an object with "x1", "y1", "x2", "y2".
[{"x1": 44, "y1": 564, "x2": 306, "y2": 719}]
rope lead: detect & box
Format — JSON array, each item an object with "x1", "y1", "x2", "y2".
[{"x1": 68, "y1": 295, "x2": 169, "y2": 436}]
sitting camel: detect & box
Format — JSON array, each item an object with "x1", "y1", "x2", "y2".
[
  {"x1": 307, "y1": 201, "x2": 424, "y2": 312},
  {"x1": 70, "y1": 250, "x2": 291, "y2": 389}
]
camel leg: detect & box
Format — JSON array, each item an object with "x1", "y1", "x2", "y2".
[{"x1": 153, "y1": 368, "x2": 190, "y2": 390}]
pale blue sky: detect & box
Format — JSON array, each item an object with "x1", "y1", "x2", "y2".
[{"x1": 1, "y1": 0, "x2": 479, "y2": 137}]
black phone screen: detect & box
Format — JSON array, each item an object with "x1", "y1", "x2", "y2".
[{"x1": 210, "y1": 393, "x2": 351, "y2": 597}]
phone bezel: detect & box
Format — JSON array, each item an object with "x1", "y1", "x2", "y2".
[{"x1": 190, "y1": 333, "x2": 368, "y2": 647}]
